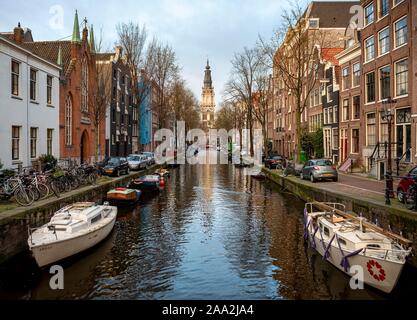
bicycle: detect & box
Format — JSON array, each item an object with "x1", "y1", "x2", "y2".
[
  {"x1": 283, "y1": 162, "x2": 298, "y2": 177},
  {"x1": 0, "y1": 174, "x2": 35, "y2": 206},
  {"x1": 403, "y1": 175, "x2": 417, "y2": 211}
]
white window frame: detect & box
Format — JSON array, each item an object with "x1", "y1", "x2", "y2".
[
  {"x1": 352, "y1": 63, "x2": 361, "y2": 88},
  {"x1": 394, "y1": 15, "x2": 408, "y2": 49},
  {"x1": 378, "y1": 26, "x2": 390, "y2": 56},
  {"x1": 364, "y1": 3, "x2": 375, "y2": 26},
  {"x1": 365, "y1": 36, "x2": 375, "y2": 62},
  {"x1": 394, "y1": 58, "x2": 408, "y2": 98}
]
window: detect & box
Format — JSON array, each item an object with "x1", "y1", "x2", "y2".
[
  {"x1": 379, "y1": 66, "x2": 391, "y2": 100},
  {"x1": 378, "y1": 27, "x2": 390, "y2": 55},
  {"x1": 352, "y1": 63, "x2": 360, "y2": 87},
  {"x1": 30, "y1": 127, "x2": 37, "y2": 159},
  {"x1": 324, "y1": 108, "x2": 328, "y2": 125},
  {"x1": 47, "y1": 75, "x2": 53, "y2": 105},
  {"x1": 12, "y1": 126, "x2": 20, "y2": 160},
  {"x1": 367, "y1": 113, "x2": 376, "y2": 146},
  {"x1": 11, "y1": 61, "x2": 20, "y2": 96},
  {"x1": 365, "y1": 3, "x2": 375, "y2": 25},
  {"x1": 328, "y1": 107, "x2": 333, "y2": 124},
  {"x1": 91, "y1": 214, "x2": 102, "y2": 224},
  {"x1": 47, "y1": 129, "x2": 53, "y2": 155},
  {"x1": 333, "y1": 107, "x2": 338, "y2": 124},
  {"x1": 343, "y1": 99, "x2": 349, "y2": 121},
  {"x1": 365, "y1": 36, "x2": 375, "y2": 62},
  {"x1": 342, "y1": 68, "x2": 349, "y2": 90},
  {"x1": 366, "y1": 72, "x2": 375, "y2": 103},
  {"x1": 395, "y1": 59, "x2": 408, "y2": 97},
  {"x1": 65, "y1": 95, "x2": 72, "y2": 146},
  {"x1": 326, "y1": 86, "x2": 333, "y2": 102},
  {"x1": 379, "y1": 0, "x2": 388, "y2": 18},
  {"x1": 332, "y1": 128, "x2": 339, "y2": 149},
  {"x1": 309, "y1": 18, "x2": 319, "y2": 29},
  {"x1": 352, "y1": 129, "x2": 359, "y2": 153},
  {"x1": 353, "y1": 96, "x2": 360, "y2": 120},
  {"x1": 30, "y1": 69, "x2": 37, "y2": 101},
  {"x1": 395, "y1": 16, "x2": 408, "y2": 48},
  {"x1": 81, "y1": 57, "x2": 88, "y2": 112}
]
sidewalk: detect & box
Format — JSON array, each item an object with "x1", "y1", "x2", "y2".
[{"x1": 337, "y1": 172, "x2": 399, "y2": 196}]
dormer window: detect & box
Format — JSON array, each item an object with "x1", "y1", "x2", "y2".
[{"x1": 309, "y1": 18, "x2": 319, "y2": 29}]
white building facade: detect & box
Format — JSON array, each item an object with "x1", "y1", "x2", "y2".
[{"x1": 0, "y1": 35, "x2": 60, "y2": 170}]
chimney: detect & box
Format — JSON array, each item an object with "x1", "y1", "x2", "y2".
[{"x1": 14, "y1": 22, "x2": 24, "y2": 43}]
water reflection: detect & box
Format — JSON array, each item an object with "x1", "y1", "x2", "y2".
[{"x1": 0, "y1": 162, "x2": 416, "y2": 300}]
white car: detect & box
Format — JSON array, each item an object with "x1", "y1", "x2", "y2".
[
  {"x1": 141, "y1": 152, "x2": 155, "y2": 165},
  {"x1": 127, "y1": 155, "x2": 148, "y2": 171}
]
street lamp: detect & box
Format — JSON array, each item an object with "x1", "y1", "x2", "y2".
[{"x1": 381, "y1": 97, "x2": 397, "y2": 205}]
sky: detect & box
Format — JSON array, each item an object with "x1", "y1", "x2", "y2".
[{"x1": 0, "y1": 0, "x2": 292, "y2": 108}]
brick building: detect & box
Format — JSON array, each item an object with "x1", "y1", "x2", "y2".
[
  {"x1": 359, "y1": 0, "x2": 414, "y2": 178},
  {"x1": 17, "y1": 11, "x2": 104, "y2": 164},
  {"x1": 96, "y1": 47, "x2": 134, "y2": 157},
  {"x1": 271, "y1": 1, "x2": 359, "y2": 160}
]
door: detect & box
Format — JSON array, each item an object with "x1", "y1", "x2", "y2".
[
  {"x1": 396, "y1": 108, "x2": 411, "y2": 162},
  {"x1": 340, "y1": 129, "x2": 348, "y2": 161}
]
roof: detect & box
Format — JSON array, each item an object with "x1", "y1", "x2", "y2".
[
  {"x1": 20, "y1": 41, "x2": 72, "y2": 72},
  {"x1": 321, "y1": 47, "x2": 344, "y2": 65},
  {"x1": 0, "y1": 34, "x2": 61, "y2": 70},
  {"x1": 306, "y1": 1, "x2": 360, "y2": 28}
]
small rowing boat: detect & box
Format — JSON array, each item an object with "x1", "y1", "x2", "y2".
[
  {"x1": 304, "y1": 202, "x2": 412, "y2": 293},
  {"x1": 128, "y1": 175, "x2": 163, "y2": 192},
  {"x1": 106, "y1": 188, "x2": 141, "y2": 206}
]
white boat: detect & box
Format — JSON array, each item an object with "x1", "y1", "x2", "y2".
[
  {"x1": 28, "y1": 202, "x2": 117, "y2": 267},
  {"x1": 304, "y1": 202, "x2": 412, "y2": 294}
]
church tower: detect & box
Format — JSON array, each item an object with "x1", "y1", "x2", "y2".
[{"x1": 200, "y1": 59, "x2": 215, "y2": 133}]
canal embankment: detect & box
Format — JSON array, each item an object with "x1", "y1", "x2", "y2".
[
  {"x1": 262, "y1": 167, "x2": 417, "y2": 267},
  {"x1": 0, "y1": 165, "x2": 163, "y2": 265}
]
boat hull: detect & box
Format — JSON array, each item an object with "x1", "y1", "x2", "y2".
[
  {"x1": 307, "y1": 218, "x2": 405, "y2": 293},
  {"x1": 29, "y1": 213, "x2": 116, "y2": 268}
]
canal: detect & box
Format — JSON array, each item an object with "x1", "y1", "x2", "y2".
[{"x1": 0, "y1": 163, "x2": 416, "y2": 299}]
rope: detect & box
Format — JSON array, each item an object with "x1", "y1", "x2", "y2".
[
  {"x1": 323, "y1": 234, "x2": 335, "y2": 261},
  {"x1": 335, "y1": 234, "x2": 363, "y2": 272}
]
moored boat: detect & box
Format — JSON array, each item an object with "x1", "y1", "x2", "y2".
[
  {"x1": 304, "y1": 202, "x2": 412, "y2": 293},
  {"x1": 28, "y1": 202, "x2": 117, "y2": 267},
  {"x1": 106, "y1": 188, "x2": 141, "y2": 206},
  {"x1": 154, "y1": 168, "x2": 170, "y2": 178},
  {"x1": 128, "y1": 175, "x2": 162, "y2": 192}
]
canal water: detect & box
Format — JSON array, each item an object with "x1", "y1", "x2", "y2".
[{"x1": 1, "y1": 163, "x2": 416, "y2": 300}]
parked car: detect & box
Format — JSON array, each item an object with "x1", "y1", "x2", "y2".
[
  {"x1": 127, "y1": 155, "x2": 148, "y2": 171},
  {"x1": 102, "y1": 157, "x2": 129, "y2": 177},
  {"x1": 300, "y1": 159, "x2": 338, "y2": 182},
  {"x1": 397, "y1": 166, "x2": 417, "y2": 202},
  {"x1": 141, "y1": 152, "x2": 155, "y2": 165},
  {"x1": 265, "y1": 155, "x2": 285, "y2": 169}
]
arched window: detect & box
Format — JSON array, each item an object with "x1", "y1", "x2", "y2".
[
  {"x1": 81, "y1": 56, "x2": 88, "y2": 112},
  {"x1": 65, "y1": 95, "x2": 72, "y2": 146}
]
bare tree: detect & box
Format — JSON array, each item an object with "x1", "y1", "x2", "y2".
[
  {"x1": 151, "y1": 40, "x2": 179, "y2": 129},
  {"x1": 225, "y1": 47, "x2": 263, "y2": 157},
  {"x1": 259, "y1": 1, "x2": 332, "y2": 162},
  {"x1": 116, "y1": 22, "x2": 148, "y2": 103}
]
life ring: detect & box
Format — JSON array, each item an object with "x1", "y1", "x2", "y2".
[{"x1": 367, "y1": 259, "x2": 386, "y2": 282}]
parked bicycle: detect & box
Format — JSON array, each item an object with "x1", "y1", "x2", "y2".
[
  {"x1": 402, "y1": 175, "x2": 417, "y2": 211},
  {"x1": 283, "y1": 162, "x2": 299, "y2": 177},
  {"x1": 0, "y1": 174, "x2": 35, "y2": 206}
]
